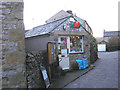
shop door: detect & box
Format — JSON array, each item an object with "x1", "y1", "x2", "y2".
[
  {"x1": 48, "y1": 42, "x2": 59, "y2": 79},
  {"x1": 58, "y1": 36, "x2": 70, "y2": 70},
  {"x1": 48, "y1": 42, "x2": 57, "y2": 64}
]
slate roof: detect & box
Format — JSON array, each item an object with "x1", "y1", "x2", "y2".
[
  {"x1": 46, "y1": 10, "x2": 72, "y2": 23},
  {"x1": 104, "y1": 31, "x2": 120, "y2": 37},
  {"x1": 73, "y1": 15, "x2": 86, "y2": 25},
  {"x1": 25, "y1": 17, "x2": 69, "y2": 38},
  {"x1": 96, "y1": 37, "x2": 104, "y2": 43},
  {"x1": 25, "y1": 10, "x2": 93, "y2": 38}
]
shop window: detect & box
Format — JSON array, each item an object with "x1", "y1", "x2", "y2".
[
  {"x1": 58, "y1": 36, "x2": 83, "y2": 54},
  {"x1": 58, "y1": 36, "x2": 68, "y2": 55},
  {"x1": 70, "y1": 36, "x2": 83, "y2": 53}
]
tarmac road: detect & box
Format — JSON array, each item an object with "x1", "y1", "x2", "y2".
[{"x1": 64, "y1": 51, "x2": 119, "y2": 88}]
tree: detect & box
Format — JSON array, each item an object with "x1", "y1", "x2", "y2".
[{"x1": 107, "y1": 36, "x2": 120, "y2": 51}]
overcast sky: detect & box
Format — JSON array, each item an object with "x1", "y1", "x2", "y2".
[{"x1": 24, "y1": 0, "x2": 119, "y2": 37}]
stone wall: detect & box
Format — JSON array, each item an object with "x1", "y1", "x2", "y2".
[
  {"x1": 0, "y1": 1, "x2": 26, "y2": 88},
  {"x1": 26, "y1": 52, "x2": 47, "y2": 88}
]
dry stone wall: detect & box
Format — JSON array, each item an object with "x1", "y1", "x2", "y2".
[
  {"x1": 0, "y1": 1, "x2": 26, "y2": 88},
  {"x1": 26, "y1": 52, "x2": 47, "y2": 88}
]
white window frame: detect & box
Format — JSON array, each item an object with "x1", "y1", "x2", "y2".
[{"x1": 58, "y1": 36, "x2": 84, "y2": 54}]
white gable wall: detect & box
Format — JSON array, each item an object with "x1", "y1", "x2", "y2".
[{"x1": 98, "y1": 44, "x2": 106, "y2": 51}]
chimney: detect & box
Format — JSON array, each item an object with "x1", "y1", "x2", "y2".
[
  {"x1": 103, "y1": 29, "x2": 105, "y2": 40},
  {"x1": 104, "y1": 29, "x2": 105, "y2": 33},
  {"x1": 66, "y1": 10, "x2": 73, "y2": 15}
]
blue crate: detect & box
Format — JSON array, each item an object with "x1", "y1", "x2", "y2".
[
  {"x1": 76, "y1": 58, "x2": 88, "y2": 70},
  {"x1": 76, "y1": 60, "x2": 83, "y2": 69}
]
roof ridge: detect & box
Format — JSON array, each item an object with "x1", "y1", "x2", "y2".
[{"x1": 32, "y1": 16, "x2": 70, "y2": 30}]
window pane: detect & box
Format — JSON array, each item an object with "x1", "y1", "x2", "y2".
[{"x1": 70, "y1": 36, "x2": 83, "y2": 53}]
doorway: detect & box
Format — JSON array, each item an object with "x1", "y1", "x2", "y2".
[{"x1": 58, "y1": 36, "x2": 70, "y2": 70}]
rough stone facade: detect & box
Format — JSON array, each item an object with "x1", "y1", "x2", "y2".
[
  {"x1": 48, "y1": 19, "x2": 92, "y2": 70},
  {"x1": 26, "y1": 52, "x2": 47, "y2": 88},
  {"x1": 0, "y1": 1, "x2": 26, "y2": 88}
]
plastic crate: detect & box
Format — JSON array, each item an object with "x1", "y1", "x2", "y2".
[
  {"x1": 76, "y1": 60, "x2": 83, "y2": 69},
  {"x1": 76, "y1": 58, "x2": 88, "y2": 70}
]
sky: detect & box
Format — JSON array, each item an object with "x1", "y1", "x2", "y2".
[{"x1": 24, "y1": 0, "x2": 119, "y2": 37}]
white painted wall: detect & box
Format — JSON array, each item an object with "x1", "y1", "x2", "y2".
[{"x1": 98, "y1": 44, "x2": 106, "y2": 51}]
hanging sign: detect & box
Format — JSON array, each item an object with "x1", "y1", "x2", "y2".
[
  {"x1": 70, "y1": 21, "x2": 81, "y2": 28},
  {"x1": 73, "y1": 22, "x2": 81, "y2": 28}
]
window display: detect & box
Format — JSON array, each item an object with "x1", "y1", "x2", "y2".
[
  {"x1": 70, "y1": 36, "x2": 83, "y2": 53},
  {"x1": 58, "y1": 36, "x2": 83, "y2": 54},
  {"x1": 58, "y1": 37, "x2": 68, "y2": 55}
]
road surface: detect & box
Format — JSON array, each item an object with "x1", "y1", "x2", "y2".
[{"x1": 64, "y1": 51, "x2": 119, "y2": 88}]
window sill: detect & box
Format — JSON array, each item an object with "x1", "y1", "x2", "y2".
[{"x1": 69, "y1": 52, "x2": 84, "y2": 54}]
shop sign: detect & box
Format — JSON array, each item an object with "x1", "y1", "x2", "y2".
[{"x1": 70, "y1": 21, "x2": 82, "y2": 28}]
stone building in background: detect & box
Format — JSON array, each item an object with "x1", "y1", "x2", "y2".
[
  {"x1": 104, "y1": 30, "x2": 120, "y2": 51},
  {"x1": 96, "y1": 30, "x2": 120, "y2": 52},
  {"x1": 0, "y1": 0, "x2": 26, "y2": 88}
]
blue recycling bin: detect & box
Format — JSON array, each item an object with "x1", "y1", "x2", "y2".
[{"x1": 76, "y1": 58, "x2": 88, "y2": 70}]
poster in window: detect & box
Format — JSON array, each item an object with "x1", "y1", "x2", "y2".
[
  {"x1": 80, "y1": 39, "x2": 83, "y2": 43},
  {"x1": 64, "y1": 38, "x2": 67, "y2": 43},
  {"x1": 51, "y1": 44, "x2": 53, "y2": 54},
  {"x1": 58, "y1": 37, "x2": 61, "y2": 43},
  {"x1": 61, "y1": 49, "x2": 67, "y2": 55}
]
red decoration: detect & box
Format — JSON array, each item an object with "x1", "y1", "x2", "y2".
[{"x1": 73, "y1": 22, "x2": 80, "y2": 28}]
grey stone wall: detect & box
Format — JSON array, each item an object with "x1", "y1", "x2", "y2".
[
  {"x1": 26, "y1": 52, "x2": 46, "y2": 88},
  {"x1": 53, "y1": 18, "x2": 86, "y2": 33},
  {"x1": 68, "y1": 35, "x2": 91, "y2": 70},
  {"x1": 0, "y1": 1, "x2": 26, "y2": 88}
]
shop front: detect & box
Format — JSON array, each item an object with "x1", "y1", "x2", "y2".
[
  {"x1": 25, "y1": 10, "x2": 98, "y2": 74},
  {"x1": 57, "y1": 35, "x2": 84, "y2": 70}
]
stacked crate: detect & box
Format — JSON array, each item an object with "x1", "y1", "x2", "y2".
[{"x1": 76, "y1": 58, "x2": 88, "y2": 70}]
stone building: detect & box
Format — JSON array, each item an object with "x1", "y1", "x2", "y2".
[
  {"x1": 104, "y1": 30, "x2": 120, "y2": 51},
  {"x1": 103, "y1": 30, "x2": 120, "y2": 42},
  {"x1": 0, "y1": 0, "x2": 26, "y2": 88},
  {"x1": 96, "y1": 30, "x2": 120, "y2": 51},
  {"x1": 25, "y1": 10, "x2": 98, "y2": 72}
]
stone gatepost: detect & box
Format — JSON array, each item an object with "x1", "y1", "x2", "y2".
[{"x1": 0, "y1": 0, "x2": 26, "y2": 88}]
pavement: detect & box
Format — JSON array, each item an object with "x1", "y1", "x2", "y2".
[{"x1": 49, "y1": 64, "x2": 95, "y2": 88}]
